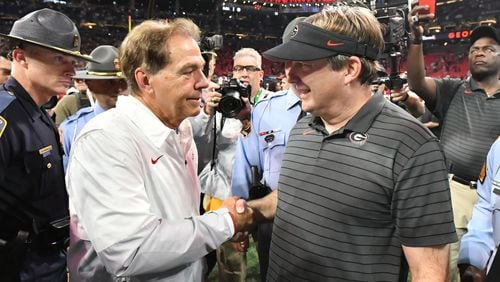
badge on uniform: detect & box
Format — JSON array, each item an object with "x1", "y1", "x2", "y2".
[
  {"x1": 264, "y1": 134, "x2": 275, "y2": 143},
  {"x1": 39, "y1": 145, "x2": 53, "y2": 169},
  {"x1": 39, "y1": 145, "x2": 53, "y2": 157},
  {"x1": 0, "y1": 115, "x2": 7, "y2": 139}
]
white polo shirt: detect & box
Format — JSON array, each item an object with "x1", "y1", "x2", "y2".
[{"x1": 66, "y1": 95, "x2": 234, "y2": 281}]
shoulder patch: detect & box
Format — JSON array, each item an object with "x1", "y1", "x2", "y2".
[
  {"x1": 0, "y1": 115, "x2": 7, "y2": 139},
  {"x1": 0, "y1": 90, "x2": 16, "y2": 113},
  {"x1": 478, "y1": 162, "x2": 486, "y2": 184}
]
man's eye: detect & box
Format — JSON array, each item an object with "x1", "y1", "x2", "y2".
[{"x1": 183, "y1": 68, "x2": 194, "y2": 74}]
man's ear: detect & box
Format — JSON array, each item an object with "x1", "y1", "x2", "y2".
[
  {"x1": 11, "y1": 48, "x2": 27, "y2": 67},
  {"x1": 134, "y1": 67, "x2": 153, "y2": 94},
  {"x1": 344, "y1": 56, "x2": 362, "y2": 85}
]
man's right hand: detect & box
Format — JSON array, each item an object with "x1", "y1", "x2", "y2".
[
  {"x1": 408, "y1": 0, "x2": 435, "y2": 40},
  {"x1": 221, "y1": 196, "x2": 256, "y2": 234},
  {"x1": 459, "y1": 263, "x2": 486, "y2": 282},
  {"x1": 203, "y1": 81, "x2": 221, "y2": 115}
]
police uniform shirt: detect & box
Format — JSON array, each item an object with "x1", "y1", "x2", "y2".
[
  {"x1": 0, "y1": 77, "x2": 68, "y2": 238},
  {"x1": 60, "y1": 103, "x2": 105, "y2": 171},
  {"x1": 231, "y1": 89, "x2": 301, "y2": 199},
  {"x1": 459, "y1": 137, "x2": 500, "y2": 271}
]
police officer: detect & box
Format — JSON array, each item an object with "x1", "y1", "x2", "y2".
[
  {"x1": 459, "y1": 137, "x2": 500, "y2": 281},
  {"x1": 231, "y1": 17, "x2": 306, "y2": 281},
  {"x1": 0, "y1": 8, "x2": 95, "y2": 281},
  {"x1": 60, "y1": 45, "x2": 128, "y2": 171}
]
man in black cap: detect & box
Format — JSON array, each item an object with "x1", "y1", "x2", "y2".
[
  {"x1": 60, "y1": 45, "x2": 127, "y2": 171},
  {"x1": 230, "y1": 16, "x2": 305, "y2": 282},
  {"x1": 239, "y1": 5, "x2": 457, "y2": 281},
  {"x1": 0, "y1": 8, "x2": 95, "y2": 281},
  {"x1": 407, "y1": 3, "x2": 500, "y2": 281}
]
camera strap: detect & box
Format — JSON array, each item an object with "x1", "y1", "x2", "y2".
[
  {"x1": 210, "y1": 115, "x2": 225, "y2": 171},
  {"x1": 251, "y1": 89, "x2": 264, "y2": 105}
]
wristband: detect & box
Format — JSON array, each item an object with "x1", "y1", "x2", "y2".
[{"x1": 410, "y1": 36, "x2": 422, "y2": 45}]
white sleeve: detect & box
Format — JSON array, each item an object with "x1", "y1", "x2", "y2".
[{"x1": 66, "y1": 128, "x2": 233, "y2": 276}]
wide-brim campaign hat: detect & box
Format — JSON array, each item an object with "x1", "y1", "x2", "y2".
[
  {"x1": 263, "y1": 22, "x2": 379, "y2": 62},
  {"x1": 73, "y1": 45, "x2": 123, "y2": 80},
  {"x1": 0, "y1": 8, "x2": 97, "y2": 63},
  {"x1": 470, "y1": 25, "x2": 499, "y2": 45}
]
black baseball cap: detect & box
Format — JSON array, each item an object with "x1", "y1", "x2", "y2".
[
  {"x1": 470, "y1": 26, "x2": 499, "y2": 45},
  {"x1": 263, "y1": 22, "x2": 379, "y2": 62}
]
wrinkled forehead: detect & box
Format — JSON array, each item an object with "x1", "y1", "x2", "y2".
[{"x1": 233, "y1": 55, "x2": 259, "y2": 67}]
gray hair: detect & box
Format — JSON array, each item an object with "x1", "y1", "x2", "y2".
[{"x1": 233, "y1": 48, "x2": 262, "y2": 69}]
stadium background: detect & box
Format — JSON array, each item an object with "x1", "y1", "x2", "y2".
[
  {"x1": 0, "y1": 0, "x2": 497, "y2": 280},
  {"x1": 1, "y1": 0, "x2": 498, "y2": 82}
]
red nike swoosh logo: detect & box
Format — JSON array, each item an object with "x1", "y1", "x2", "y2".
[
  {"x1": 303, "y1": 130, "x2": 315, "y2": 135},
  {"x1": 326, "y1": 40, "x2": 344, "y2": 47},
  {"x1": 151, "y1": 155, "x2": 164, "y2": 164}
]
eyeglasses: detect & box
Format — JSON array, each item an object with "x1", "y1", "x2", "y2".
[{"x1": 233, "y1": 65, "x2": 261, "y2": 73}]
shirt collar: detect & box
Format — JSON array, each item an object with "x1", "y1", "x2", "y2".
[
  {"x1": 310, "y1": 92, "x2": 386, "y2": 135},
  {"x1": 285, "y1": 89, "x2": 301, "y2": 110},
  {"x1": 469, "y1": 77, "x2": 500, "y2": 97},
  {"x1": 116, "y1": 95, "x2": 174, "y2": 148},
  {"x1": 4, "y1": 77, "x2": 42, "y2": 120},
  {"x1": 468, "y1": 77, "x2": 482, "y2": 92},
  {"x1": 94, "y1": 101, "x2": 106, "y2": 116}
]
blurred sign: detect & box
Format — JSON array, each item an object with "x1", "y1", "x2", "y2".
[{"x1": 447, "y1": 30, "x2": 472, "y2": 39}]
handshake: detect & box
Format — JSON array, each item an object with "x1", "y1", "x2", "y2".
[
  {"x1": 221, "y1": 196, "x2": 257, "y2": 234},
  {"x1": 219, "y1": 191, "x2": 278, "y2": 251}
]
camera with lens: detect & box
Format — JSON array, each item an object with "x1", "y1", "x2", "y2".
[
  {"x1": 374, "y1": 5, "x2": 409, "y2": 92},
  {"x1": 216, "y1": 78, "x2": 251, "y2": 118}
]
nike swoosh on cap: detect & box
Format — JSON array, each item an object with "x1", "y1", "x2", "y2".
[{"x1": 326, "y1": 40, "x2": 344, "y2": 47}]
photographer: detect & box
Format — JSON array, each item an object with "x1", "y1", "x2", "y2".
[
  {"x1": 191, "y1": 47, "x2": 272, "y2": 281},
  {"x1": 407, "y1": 2, "x2": 500, "y2": 281}
]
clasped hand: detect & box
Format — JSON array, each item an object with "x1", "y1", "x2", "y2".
[{"x1": 221, "y1": 197, "x2": 255, "y2": 235}]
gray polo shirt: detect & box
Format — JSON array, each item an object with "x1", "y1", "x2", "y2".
[
  {"x1": 433, "y1": 77, "x2": 500, "y2": 181},
  {"x1": 267, "y1": 93, "x2": 457, "y2": 281}
]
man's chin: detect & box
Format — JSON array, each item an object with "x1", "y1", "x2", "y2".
[
  {"x1": 189, "y1": 107, "x2": 201, "y2": 117},
  {"x1": 470, "y1": 69, "x2": 495, "y2": 81}
]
